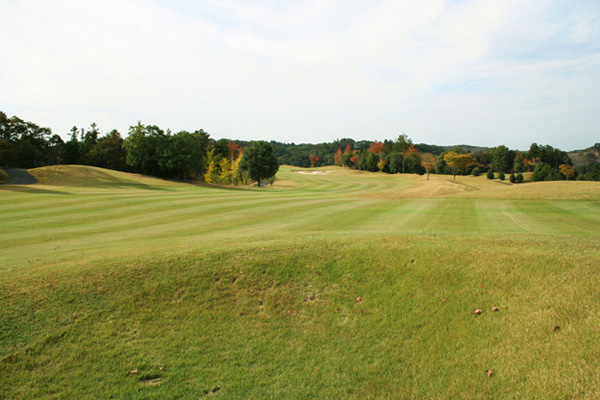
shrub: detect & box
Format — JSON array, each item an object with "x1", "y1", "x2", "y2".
[
  {"x1": 531, "y1": 162, "x2": 561, "y2": 181},
  {"x1": 498, "y1": 172, "x2": 505, "y2": 181},
  {"x1": 509, "y1": 173, "x2": 516, "y2": 183},
  {"x1": 471, "y1": 167, "x2": 480, "y2": 176},
  {"x1": 516, "y1": 173, "x2": 524, "y2": 183},
  {"x1": 487, "y1": 170, "x2": 494, "y2": 179}
]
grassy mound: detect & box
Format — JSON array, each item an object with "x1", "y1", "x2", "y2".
[
  {"x1": 29, "y1": 165, "x2": 187, "y2": 189},
  {"x1": 1, "y1": 166, "x2": 599, "y2": 399}
]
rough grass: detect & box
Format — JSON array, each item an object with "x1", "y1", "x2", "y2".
[{"x1": 1, "y1": 165, "x2": 600, "y2": 399}]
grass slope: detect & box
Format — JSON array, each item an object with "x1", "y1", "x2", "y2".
[{"x1": 1, "y1": 165, "x2": 600, "y2": 399}]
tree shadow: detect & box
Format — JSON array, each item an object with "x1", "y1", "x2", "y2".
[{"x1": 0, "y1": 185, "x2": 71, "y2": 195}]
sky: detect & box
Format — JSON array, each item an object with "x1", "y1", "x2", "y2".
[{"x1": 1, "y1": 0, "x2": 599, "y2": 150}]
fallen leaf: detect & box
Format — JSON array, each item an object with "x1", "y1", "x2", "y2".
[
  {"x1": 334, "y1": 308, "x2": 339, "y2": 313},
  {"x1": 486, "y1": 369, "x2": 493, "y2": 378},
  {"x1": 474, "y1": 309, "x2": 483, "y2": 315},
  {"x1": 356, "y1": 297, "x2": 362, "y2": 302},
  {"x1": 492, "y1": 307, "x2": 499, "y2": 312},
  {"x1": 129, "y1": 370, "x2": 138, "y2": 375},
  {"x1": 554, "y1": 325, "x2": 560, "y2": 332}
]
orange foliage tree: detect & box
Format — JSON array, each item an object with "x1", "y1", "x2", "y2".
[
  {"x1": 406, "y1": 143, "x2": 419, "y2": 156},
  {"x1": 421, "y1": 153, "x2": 437, "y2": 180},
  {"x1": 368, "y1": 141, "x2": 384, "y2": 154},
  {"x1": 309, "y1": 154, "x2": 320, "y2": 167},
  {"x1": 559, "y1": 164, "x2": 575, "y2": 180},
  {"x1": 334, "y1": 148, "x2": 343, "y2": 166},
  {"x1": 344, "y1": 144, "x2": 353, "y2": 155},
  {"x1": 227, "y1": 142, "x2": 242, "y2": 161}
]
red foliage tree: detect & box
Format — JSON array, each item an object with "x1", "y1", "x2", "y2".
[
  {"x1": 368, "y1": 141, "x2": 384, "y2": 154},
  {"x1": 405, "y1": 143, "x2": 419, "y2": 156},
  {"x1": 227, "y1": 142, "x2": 242, "y2": 160},
  {"x1": 309, "y1": 154, "x2": 320, "y2": 167}
]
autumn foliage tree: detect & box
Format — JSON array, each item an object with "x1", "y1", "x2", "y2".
[
  {"x1": 368, "y1": 141, "x2": 384, "y2": 154},
  {"x1": 421, "y1": 153, "x2": 437, "y2": 180},
  {"x1": 309, "y1": 154, "x2": 320, "y2": 167},
  {"x1": 334, "y1": 148, "x2": 343, "y2": 166},
  {"x1": 443, "y1": 151, "x2": 476, "y2": 180},
  {"x1": 559, "y1": 164, "x2": 575, "y2": 180}
]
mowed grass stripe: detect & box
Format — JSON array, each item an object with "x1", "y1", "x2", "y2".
[
  {"x1": 0, "y1": 192, "x2": 282, "y2": 238},
  {"x1": 515, "y1": 201, "x2": 600, "y2": 235},
  {"x1": 0, "y1": 197, "x2": 360, "y2": 269},
  {"x1": 344, "y1": 199, "x2": 438, "y2": 232}
]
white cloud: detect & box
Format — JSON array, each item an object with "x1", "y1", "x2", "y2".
[{"x1": 0, "y1": 0, "x2": 599, "y2": 149}]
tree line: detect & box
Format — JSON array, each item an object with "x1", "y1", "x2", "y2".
[
  {"x1": 322, "y1": 135, "x2": 586, "y2": 182},
  {"x1": 1, "y1": 110, "x2": 598, "y2": 182},
  {"x1": 0, "y1": 111, "x2": 278, "y2": 186}
]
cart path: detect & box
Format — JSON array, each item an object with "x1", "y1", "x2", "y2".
[{"x1": 2, "y1": 169, "x2": 37, "y2": 185}]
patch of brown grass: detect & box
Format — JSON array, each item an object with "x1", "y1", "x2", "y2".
[{"x1": 352, "y1": 173, "x2": 600, "y2": 201}]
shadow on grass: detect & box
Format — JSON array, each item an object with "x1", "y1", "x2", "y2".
[
  {"x1": 447, "y1": 179, "x2": 480, "y2": 191},
  {"x1": 0, "y1": 186, "x2": 71, "y2": 195}
]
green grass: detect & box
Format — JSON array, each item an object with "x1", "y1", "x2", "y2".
[{"x1": 1, "y1": 165, "x2": 600, "y2": 399}]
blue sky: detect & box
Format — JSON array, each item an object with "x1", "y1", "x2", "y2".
[{"x1": 1, "y1": 0, "x2": 599, "y2": 150}]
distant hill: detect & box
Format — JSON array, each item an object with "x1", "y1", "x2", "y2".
[{"x1": 568, "y1": 144, "x2": 600, "y2": 167}]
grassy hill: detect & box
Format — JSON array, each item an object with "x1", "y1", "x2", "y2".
[{"x1": 1, "y1": 165, "x2": 600, "y2": 399}]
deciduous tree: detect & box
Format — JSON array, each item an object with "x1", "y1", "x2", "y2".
[
  {"x1": 377, "y1": 159, "x2": 388, "y2": 172},
  {"x1": 368, "y1": 141, "x2": 384, "y2": 154},
  {"x1": 443, "y1": 151, "x2": 476, "y2": 180},
  {"x1": 309, "y1": 154, "x2": 320, "y2": 167},
  {"x1": 421, "y1": 153, "x2": 436, "y2": 180},
  {"x1": 334, "y1": 148, "x2": 343, "y2": 166},
  {"x1": 239, "y1": 141, "x2": 279, "y2": 187},
  {"x1": 559, "y1": 164, "x2": 575, "y2": 180}
]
